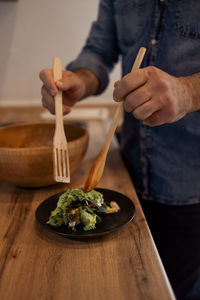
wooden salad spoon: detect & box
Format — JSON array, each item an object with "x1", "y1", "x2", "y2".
[{"x1": 82, "y1": 47, "x2": 146, "y2": 192}]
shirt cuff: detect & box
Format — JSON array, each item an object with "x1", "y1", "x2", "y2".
[{"x1": 66, "y1": 50, "x2": 109, "y2": 95}]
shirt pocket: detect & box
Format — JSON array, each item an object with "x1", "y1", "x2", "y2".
[
  {"x1": 174, "y1": 0, "x2": 200, "y2": 39},
  {"x1": 113, "y1": 0, "x2": 146, "y2": 46}
]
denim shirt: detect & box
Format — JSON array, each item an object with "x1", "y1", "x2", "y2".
[{"x1": 67, "y1": 0, "x2": 200, "y2": 205}]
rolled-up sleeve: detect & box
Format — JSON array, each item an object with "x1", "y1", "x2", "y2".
[{"x1": 67, "y1": 0, "x2": 119, "y2": 95}]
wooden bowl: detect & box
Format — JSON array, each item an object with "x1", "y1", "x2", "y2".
[{"x1": 0, "y1": 123, "x2": 89, "y2": 187}]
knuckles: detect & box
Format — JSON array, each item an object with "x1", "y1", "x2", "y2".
[
  {"x1": 145, "y1": 66, "x2": 170, "y2": 92},
  {"x1": 161, "y1": 92, "x2": 178, "y2": 119},
  {"x1": 133, "y1": 110, "x2": 144, "y2": 120},
  {"x1": 145, "y1": 66, "x2": 159, "y2": 77}
]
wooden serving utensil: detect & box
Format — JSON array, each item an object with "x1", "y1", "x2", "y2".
[
  {"x1": 82, "y1": 47, "x2": 146, "y2": 192},
  {"x1": 53, "y1": 57, "x2": 70, "y2": 183}
]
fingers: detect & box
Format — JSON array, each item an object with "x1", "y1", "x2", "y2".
[
  {"x1": 41, "y1": 85, "x2": 55, "y2": 114},
  {"x1": 129, "y1": 95, "x2": 174, "y2": 126},
  {"x1": 113, "y1": 66, "x2": 188, "y2": 126},
  {"x1": 39, "y1": 69, "x2": 76, "y2": 93},
  {"x1": 56, "y1": 71, "x2": 79, "y2": 90},
  {"x1": 63, "y1": 105, "x2": 71, "y2": 114},
  {"x1": 114, "y1": 80, "x2": 120, "y2": 88},
  {"x1": 41, "y1": 93, "x2": 71, "y2": 115},
  {"x1": 113, "y1": 69, "x2": 148, "y2": 102},
  {"x1": 123, "y1": 83, "x2": 152, "y2": 112},
  {"x1": 40, "y1": 69, "x2": 57, "y2": 114},
  {"x1": 40, "y1": 69, "x2": 81, "y2": 115},
  {"x1": 132, "y1": 96, "x2": 185, "y2": 127},
  {"x1": 39, "y1": 69, "x2": 58, "y2": 96},
  {"x1": 132, "y1": 98, "x2": 158, "y2": 121},
  {"x1": 143, "y1": 109, "x2": 172, "y2": 127},
  {"x1": 41, "y1": 85, "x2": 71, "y2": 115}
]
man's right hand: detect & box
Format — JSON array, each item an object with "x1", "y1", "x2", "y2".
[{"x1": 39, "y1": 69, "x2": 87, "y2": 115}]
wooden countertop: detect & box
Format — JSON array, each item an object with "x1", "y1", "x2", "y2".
[{"x1": 0, "y1": 105, "x2": 175, "y2": 300}]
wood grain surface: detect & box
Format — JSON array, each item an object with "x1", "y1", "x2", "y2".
[{"x1": 0, "y1": 106, "x2": 175, "y2": 300}]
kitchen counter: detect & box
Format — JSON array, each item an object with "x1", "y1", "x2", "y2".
[{"x1": 0, "y1": 105, "x2": 175, "y2": 300}]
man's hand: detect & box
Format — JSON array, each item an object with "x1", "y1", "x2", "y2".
[
  {"x1": 113, "y1": 66, "x2": 200, "y2": 126},
  {"x1": 39, "y1": 68, "x2": 99, "y2": 114}
]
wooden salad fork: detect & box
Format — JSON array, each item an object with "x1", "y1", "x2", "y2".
[
  {"x1": 53, "y1": 57, "x2": 70, "y2": 183},
  {"x1": 83, "y1": 47, "x2": 146, "y2": 192}
]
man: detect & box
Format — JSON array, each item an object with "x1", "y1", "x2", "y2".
[{"x1": 40, "y1": 1, "x2": 200, "y2": 298}]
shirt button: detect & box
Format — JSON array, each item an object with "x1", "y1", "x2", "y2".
[{"x1": 151, "y1": 39, "x2": 157, "y2": 45}]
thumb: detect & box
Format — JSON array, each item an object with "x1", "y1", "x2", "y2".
[
  {"x1": 56, "y1": 79, "x2": 67, "y2": 90},
  {"x1": 56, "y1": 73, "x2": 79, "y2": 91}
]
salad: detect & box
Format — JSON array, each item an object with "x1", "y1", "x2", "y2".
[{"x1": 47, "y1": 189, "x2": 120, "y2": 231}]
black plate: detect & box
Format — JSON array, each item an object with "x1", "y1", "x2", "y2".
[{"x1": 35, "y1": 188, "x2": 135, "y2": 239}]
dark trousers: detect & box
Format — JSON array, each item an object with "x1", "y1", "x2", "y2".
[{"x1": 140, "y1": 199, "x2": 200, "y2": 300}]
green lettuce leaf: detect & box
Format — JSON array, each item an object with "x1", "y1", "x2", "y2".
[{"x1": 79, "y1": 207, "x2": 97, "y2": 231}]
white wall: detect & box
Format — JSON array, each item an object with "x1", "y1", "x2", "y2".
[{"x1": 0, "y1": 0, "x2": 120, "y2": 104}]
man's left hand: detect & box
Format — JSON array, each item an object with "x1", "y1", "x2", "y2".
[{"x1": 113, "y1": 66, "x2": 198, "y2": 127}]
